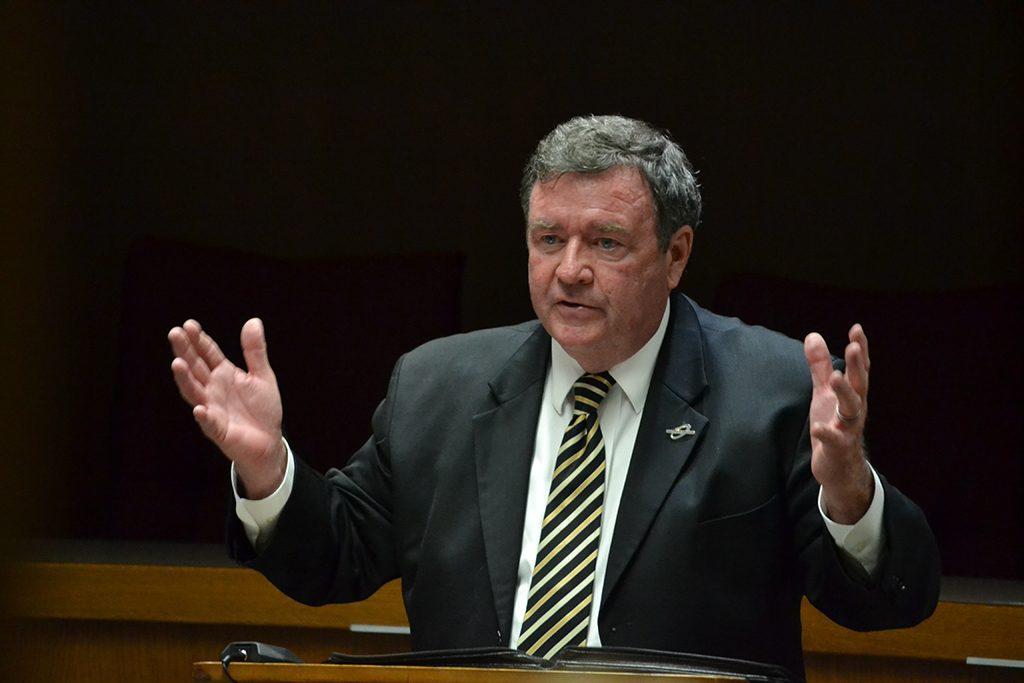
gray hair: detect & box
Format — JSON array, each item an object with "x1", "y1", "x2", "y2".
[{"x1": 520, "y1": 115, "x2": 702, "y2": 250}]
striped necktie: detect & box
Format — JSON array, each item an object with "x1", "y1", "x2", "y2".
[{"x1": 518, "y1": 371, "x2": 615, "y2": 658}]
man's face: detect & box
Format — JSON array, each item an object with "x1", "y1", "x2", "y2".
[{"x1": 527, "y1": 166, "x2": 693, "y2": 372}]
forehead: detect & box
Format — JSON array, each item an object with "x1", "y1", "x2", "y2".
[{"x1": 527, "y1": 166, "x2": 655, "y2": 227}]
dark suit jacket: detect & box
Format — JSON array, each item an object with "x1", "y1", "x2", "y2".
[{"x1": 229, "y1": 294, "x2": 940, "y2": 678}]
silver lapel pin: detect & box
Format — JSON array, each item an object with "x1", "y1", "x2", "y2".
[{"x1": 665, "y1": 423, "x2": 696, "y2": 440}]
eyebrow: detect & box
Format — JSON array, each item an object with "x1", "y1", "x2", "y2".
[
  {"x1": 527, "y1": 221, "x2": 629, "y2": 234},
  {"x1": 527, "y1": 221, "x2": 558, "y2": 234}
]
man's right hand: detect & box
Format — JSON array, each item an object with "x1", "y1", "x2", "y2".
[{"x1": 168, "y1": 318, "x2": 286, "y2": 499}]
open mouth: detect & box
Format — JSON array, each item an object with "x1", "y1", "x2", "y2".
[{"x1": 557, "y1": 301, "x2": 596, "y2": 312}]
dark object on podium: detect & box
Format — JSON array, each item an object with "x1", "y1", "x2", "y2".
[
  {"x1": 220, "y1": 641, "x2": 302, "y2": 664},
  {"x1": 327, "y1": 646, "x2": 797, "y2": 682},
  {"x1": 220, "y1": 642, "x2": 303, "y2": 682}
]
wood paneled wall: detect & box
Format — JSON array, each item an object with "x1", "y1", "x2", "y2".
[{"x1": 3, "y1": 562, "x2": 1022, "y2": 682}]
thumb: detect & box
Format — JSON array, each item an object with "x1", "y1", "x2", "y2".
[{"x1": 240, "y1": 318, "x2": 273, "y2": 377}]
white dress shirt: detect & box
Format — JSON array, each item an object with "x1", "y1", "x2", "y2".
[{"x1": 235, "y1": 300, "x2": 886, "y2": 647}]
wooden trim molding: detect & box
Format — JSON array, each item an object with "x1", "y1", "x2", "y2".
[
  {"x1": 3, "y1": 562, "x2": 406, "y2": 629},
  {"x1": 5, "y1": 562, "x2": 1023, "y2": 663}
]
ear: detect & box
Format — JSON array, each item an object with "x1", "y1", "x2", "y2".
[{"x1": 665, "y1": 225, "x2": 694, "y2": 289}]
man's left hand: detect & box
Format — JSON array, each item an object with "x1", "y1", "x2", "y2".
[{"x1": 804, "y1": 324, "x2": 874, "y2": 524}]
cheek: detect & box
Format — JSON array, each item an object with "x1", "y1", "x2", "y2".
[
  {"x1": 528, "y1": 254, "x2": 553, "y2": 279},
  {"x1": 605, "y1": 266, "x2": 664, "y2": 315},
  {"x1": 598, "y1": 266, "x2": 643, "y2": 300},
  {"x1": 636, "y1": 260, "x2": 670, "y2": 293},
  {"x1": 527, "y1": 259, "x2": 550, "y2": 296}
]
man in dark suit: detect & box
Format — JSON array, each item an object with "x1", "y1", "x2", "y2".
[{"x1": 169, "y1": 115, "x2": 939, "y2": 678}]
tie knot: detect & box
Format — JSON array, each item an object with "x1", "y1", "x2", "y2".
[{"x1": 572, "y1": 372, "x2": 616, "y2": 416}]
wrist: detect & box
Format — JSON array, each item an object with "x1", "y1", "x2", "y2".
[
  {"x1": 821, "y1": 462, "x2": 874, "y2": 524},
  {"x1": 235, "y1": 437, "x2": 287, "y2": 500}
]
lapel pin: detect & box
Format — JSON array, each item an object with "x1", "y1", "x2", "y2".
[{"x1": 665, "y1": 423, "x2": 696, "y2": 440}]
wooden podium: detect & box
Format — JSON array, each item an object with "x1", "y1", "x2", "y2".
[{"x1": 192, "y1": 661, "x2": 746, "y2": 681}]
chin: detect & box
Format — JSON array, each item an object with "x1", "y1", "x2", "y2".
[{"x1": 548, "y1": 324, "x2": 602, "y2": 355}]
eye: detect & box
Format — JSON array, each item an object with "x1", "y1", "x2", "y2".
[
  {"x1": 538, "y1": 234, "x2": 561, "y2": 246},
  {"x1": 597, "y1": 237, "x2": 620, "y2": 250}
]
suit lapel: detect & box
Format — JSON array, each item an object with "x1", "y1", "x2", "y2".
[
  {"x1": 602, "y1": 295, "x2": 710, "y2": 609},
  {"x1": 473, "y1": 324, "x2": 549, "y2": 642}
]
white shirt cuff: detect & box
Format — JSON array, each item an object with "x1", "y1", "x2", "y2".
[
  {"x1": 818, "y1": 464, "x2": 886, "y2": 577},
  {"x1": 232, "y1": 439, "x2": 295, "y2": 553}
]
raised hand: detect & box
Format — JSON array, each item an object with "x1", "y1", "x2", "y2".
[
  {"x1": 803, "y1": 324, "x2": 874, "y2": 524},
  {"x1": 168, "y1": 318, "x2": 286, "y2": 498}
]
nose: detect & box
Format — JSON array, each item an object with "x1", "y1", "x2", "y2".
[{"x1": 555, "y1": 239, "x2": 594, "y2": 285}]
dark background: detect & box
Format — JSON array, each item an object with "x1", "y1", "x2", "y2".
[{"x1": 4, "y1": 3, "x2": 1021, "y2": 578}]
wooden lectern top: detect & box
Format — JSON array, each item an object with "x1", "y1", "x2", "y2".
[{"x1": 192, "y1": 662, "x2": 745, "y2": 682}]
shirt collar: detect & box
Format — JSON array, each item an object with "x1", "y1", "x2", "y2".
[{"x1": 549, "y1": 300, "x2": 671, "y2": 416}]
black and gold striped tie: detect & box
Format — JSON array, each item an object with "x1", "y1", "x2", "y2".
[{"x1": 518, "y1": 372, "x2": 615, "y2": 658}]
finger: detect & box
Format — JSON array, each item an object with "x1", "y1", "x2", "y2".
[
  {"x1": 810, "y1": 420, "x2": 856, "y2": 451},
  {"x1": 184, "y1": 319, "x2": 228, "y2": 370},
  {"x1": 844, "y1": 340, "x2": 869, "y2": 398},
  {"x1": 168, "y1": 326, "x2": 211, "y2": 383},
  {"x1": 240, "y1": 318, "x2": 273, "y2": 378},
  {"x1": 170, "y1": 357, "x2": 206, "y2": 406},
  {"x1": 182, "y1": 319, "x2": 202, "y2": 339},
  {"x1": 803, "y1": 332, "x2": 833, "y2": 388},
  {"x1": 849, "y1": 323, "x2": 870, "y2": 371},
  {"x1": 168, "y1": 326, "x2": 196, "y2": 364},
  {"x1": 193, "y1": 404, "x2": 228, "y2": 447},
  {"x1": 829, "y1": 370, "x2": 863, "y2": 427}
]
